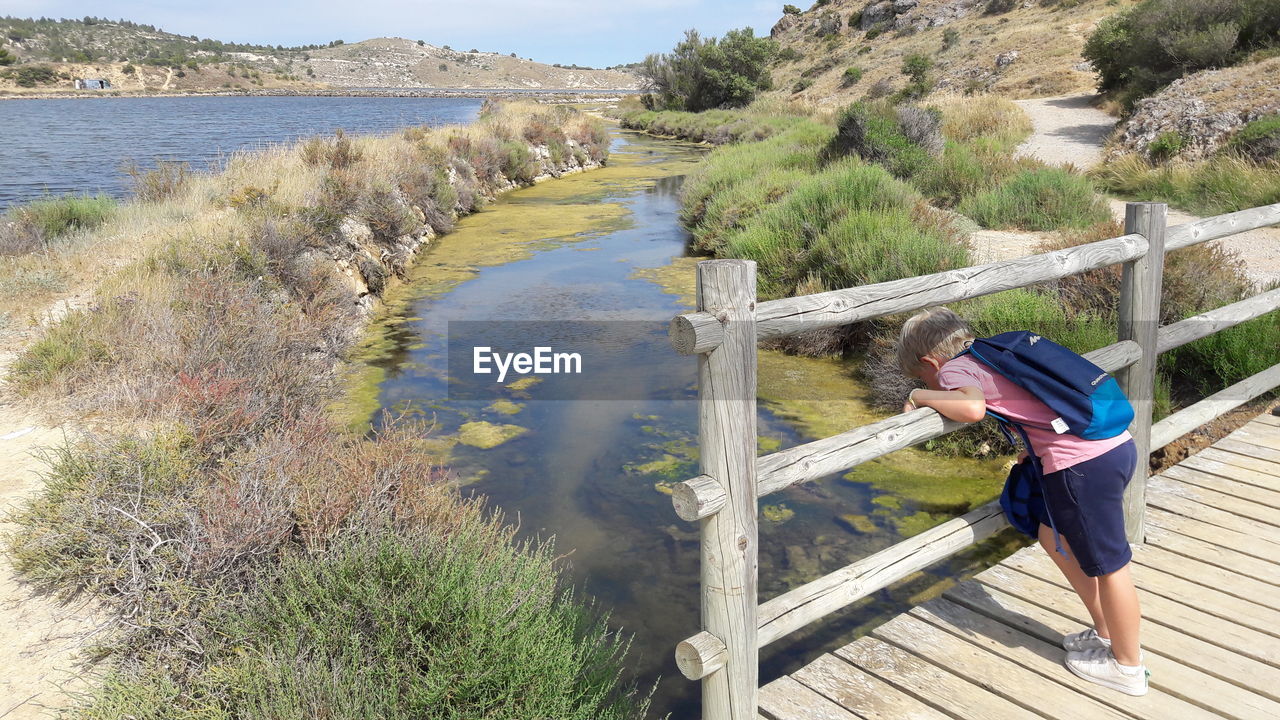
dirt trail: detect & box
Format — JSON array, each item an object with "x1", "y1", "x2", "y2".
[
  {"x1": 969, "y1": 94, "x2": 1280, "y2": 287},
  {"x1": 0, "y1": 298, "x2": 100, "y2": 719}
]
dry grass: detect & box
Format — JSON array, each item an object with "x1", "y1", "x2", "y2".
[{"x1": 767, "y1": 0, "x2": 1141, "y2": 107}]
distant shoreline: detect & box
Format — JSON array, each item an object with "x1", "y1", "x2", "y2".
[{"x1": 0, "y1": 86, "x2": 638, "y2": 101}]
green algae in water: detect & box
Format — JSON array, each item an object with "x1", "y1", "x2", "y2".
[
  {"x1": 506, "y1": 376, "x2": 542, "y2": 393},
  {"x1": 457, "y1": 421, "x2": 527, "y2": 449},
  {"x1": 836, "y1": 514, "x2": 879, "y2": 534},
  {"x1": 486, "y1": 399, "x2": 524, "y2": 415},
  {"x1": 762, "y1": 503, "x2": 796, "y2": 524},
  {"x1": 893, "y1": 511, "x2": 945, "y2": 538}
]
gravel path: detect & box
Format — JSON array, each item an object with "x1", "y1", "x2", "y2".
[
  {"x1": 970, "y1": 94, "x2": 1280, "y2": 287},
  {"x1": 1013, "y1": 94, "x2": 1117, "y2": 169}
]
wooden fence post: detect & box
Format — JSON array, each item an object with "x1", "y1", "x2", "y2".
[
  {"x1": 1117, "y1": 202, "x2": 1167, "y2": 544},
  {"x1": 694, "y1": 259, "x2": 758, "y2": 720}
]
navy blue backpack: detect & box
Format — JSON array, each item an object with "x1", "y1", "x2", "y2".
[{"x1": 955, "y1": 331, "x2": 1135, "y2": 540}]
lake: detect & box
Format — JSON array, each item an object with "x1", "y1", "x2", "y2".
[{"x1": 0, "y1": 95, "x2": 482, "y2": 210}]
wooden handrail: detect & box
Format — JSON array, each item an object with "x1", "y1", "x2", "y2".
[{"x1": 669, "y1": 201, "x2": 1280, "y2": 720}]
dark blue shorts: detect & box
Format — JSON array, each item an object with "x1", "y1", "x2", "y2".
[{"x1": 1034, "y1": 439, "x2": 1137, "y2": 577}]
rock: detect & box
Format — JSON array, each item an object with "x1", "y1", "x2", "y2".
[
  {"x1": 893, "y1": 0, "x2": 918, "y2": 12},
  {"x1": 771, "y1": 14, "x2": 799, "y2": 37},
  {"x1": 862, "y1": 1, "x2": 895, "y2": 29},
  {"x1": 995, "y1": 50, "x2": 1020, "y2": 69},
  {"x1": 338, "y1": 216, "x2": 373, "y2": 245}
]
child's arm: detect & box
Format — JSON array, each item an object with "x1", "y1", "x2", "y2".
[{"x1": 904, "y1": 386, "x2": 986, "y2": 423}]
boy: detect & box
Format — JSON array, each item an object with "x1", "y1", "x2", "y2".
[{"x1": 897, "y1": 307, "x2": 1147, "y2": 696}]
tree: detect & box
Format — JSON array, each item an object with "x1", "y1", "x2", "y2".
[
  {"x1": 0, "y1": 48, "x2": 14, "y2": 66},
  {"x1": 783, "y1": 4, "x2": 802, "y2": 13},
  {"x1": 639, "y1": 27, "x2": 776, "y2": 112}
]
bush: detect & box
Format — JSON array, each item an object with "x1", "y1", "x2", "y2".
[
  {"x1": 0, "y1": 48, "x2": 15, "y2": 66},
  {"x1": 942, "y1": 28, "x2": 960, "y2": 50},
  {"x1": 899, "y1": 53, "x2": 934, "y2": 99},
  {"x1": 14, "y1": 63, "x2": 56, "y2": 87},
  {"x1": 1228, "y1": 115, "x2": 1280, "y2": 161},
  {"x1": 500, "y1": 140, "x2": 538, "y2": 183},
  {"x1": 126, "y1": 161, "x2": 190, "y2": 202},
  {"x1": 10, "y1": 193, "x2": 116, "y2": 241},
  {"x1": 825, "y1": 101, "x2": 941, "y2": 178},
  {"x1": 1083, "y1": 0, "x2": 1280, "y2": 103},
  {"x1": 985, "y1": 0, "x2": 1017, "y2": 13},
  {"x1": 958, "y1": 167, "x2": 1110, "y2": 230},
  {"x1": 300, "y1": 129, "x2": 363, "y2": 169},
  {"x1": 1147, "y1": 131, "x2": 1185, "y2": 161},
  {"x1": 792, "y1": 78, "x2": 813, "y2": 93},
  {"x1": 121, "y1": 63, "x2": 135, "y2": 74},
  {"x1": 783, "y1": 3, "x2": 802, "y2": 13},
  {"x1": 841, "y1": 66, "x2": 863, "y2": 86},
  {"x1": 1091, "y1": 152, "x2": 1280, "y2": 215},
  {"x1": 640, "y1": 27, "x2": 777, "y2": 111},
  {"x1": 916, "y1": 141, "x2": 1019, "y2": 207}
]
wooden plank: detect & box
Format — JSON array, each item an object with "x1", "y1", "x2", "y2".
[
  {"x1": 1006, "y1": 548, "x2": 1280, "y2": 652},
  {"x1": 1118, "y1": 202, "x2": 1167, "y2": 543},
  {"x1": 1197, "y1": 446, "x2": 1280, "y2": 480},
  {"x1": 946, "y1": 579, "x2": 1280, "y2": 718},
  {"x1": 912, "y1": 598, "x2": 1220, "y2": 720},
  {"x1": 1145, "y1": 485, "x2": 1280, "y2": 544},
  {"x1": 1231, "y1": 422, "x2": 1280, "y2": 451},
  {"x1": 1164, "y1": 202, "x2": 1280, "y2": 251},
  {"x1": 1214, "y1": 437, "x2": 1280, "y2": 467},
  {"x1": 1130, "y1": 543, "x2": 1280, "y2": 610},
  {"x1": 694, "y1": 259, "x2": 759, "y2": 720},
  {"x1": 834, "y1": 636, "x2": 1031, "y2": 720},
  {"x1": 1145, "y1": 521, "x2": 1280, "y2": 587},
  {"x1": 790, "y1": 654, "x2": 951, "y2": 720},
  {"x1": 1157, "y1": 287, "x2": 1280, "y2": 354},
  {"x1": 1150, "y1": 363, "x2": 1280, "y2": 450},
  {"x1": 871, "y1": 613, "x2": 1129, "y2": 720},
  {"x1": 1257, "y1": 413, "x2": 1280, "y2": 427},
  {"x1": 1153, "y1": 469, "x2": 1280, "y2": 522},
  {"x1": 970, "y1": 564, "x2": 1280, "y2": 705},
  {"x1": 755, "y1": 341, "x2": 1140, "y2": 494},
  {"x1": 759, "y1": 676, "x2": 864, "y2": 720},
  {"x1": 1163, "y1": 463, "x2": 1280, "y2": 508},
  {"x1": 756, "y1": 501, "x2": 1007, "y2": 646},
  {"x1": 1146, "y1": 506, "x2": 1280, "y2": 562},
  {"x1": 748, "y1": 233, "x2": 1147, "y2": 340},
  {"x1": 1179, "y1": 453, "x2": 1280, "y2": 493}
]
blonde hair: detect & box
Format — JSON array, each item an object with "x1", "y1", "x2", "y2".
[{"x1": 897, "y1": 307, "x2": 975, "y2": 377}]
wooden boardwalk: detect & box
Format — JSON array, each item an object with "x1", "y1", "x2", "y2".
[{"x1": 761, "y1": 411, "x2": 1280, "y2": 720}]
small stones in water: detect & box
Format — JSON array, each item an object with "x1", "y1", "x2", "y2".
[{"x1": 457, "y1": 421, "x2": 527, "y2": 449}]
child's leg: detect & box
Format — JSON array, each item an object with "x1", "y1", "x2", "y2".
[
  {"x1": 1037, "y1": 523, "x2": 1108, "y2": 638},
  {"x1": 1097, "y1": 563, "x2": 1142, "y2": 666}
]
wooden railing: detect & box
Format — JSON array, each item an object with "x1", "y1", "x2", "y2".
[{"x1": 666, "y1": 201, "x2": 1280, "y2": 719}]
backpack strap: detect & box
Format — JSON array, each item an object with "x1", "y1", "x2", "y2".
[{"x1": 988, "y1": 410, "x2": 1067, "y2": 559}]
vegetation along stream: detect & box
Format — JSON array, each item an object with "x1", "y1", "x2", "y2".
[{"x1": 343, "y1": 125, "x2": 1017, "y2": 717}]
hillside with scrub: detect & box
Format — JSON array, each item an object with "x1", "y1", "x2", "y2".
[
  {"x1": 0, "y1": 16, "x2": 640, "y2": 95},
  {"x1": 0, "y1": 102, "x2": 653, "y2": 718}
]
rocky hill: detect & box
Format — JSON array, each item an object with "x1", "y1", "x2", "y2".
[
  {"x1": 763, "y1": 0, "x2": 1138, "y2": 105},
  {"x1": 0, "y1": 16, "x2": 639, "y2": 93}
]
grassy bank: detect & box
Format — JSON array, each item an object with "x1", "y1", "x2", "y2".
[
  {"x1": 633, "y1": 95, "x2": 1277, "y2": 456},
  {"x1": 3, "y1": 103, "x2": 649, "y2": 718}
]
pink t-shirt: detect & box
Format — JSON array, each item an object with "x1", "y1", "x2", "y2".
[{"x1": 936, "y1": 355, "x2": 1131, "y2": 473}]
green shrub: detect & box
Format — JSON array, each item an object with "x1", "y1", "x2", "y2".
[
  {"x1": 1083, "y1": 0, "x2": 1280, "y2": 103},
  {"x1": 640, "y1": 27, "x2": 777, "y2": 111},
  {"x1": 1228, "y1": 115, "x2": 1280, "y2": 161},
  {"x1": 1165, "y1": 307, "x2": 1280, "y2": 398},
  {"x1": 500, "y1": 140, "x2": 538, "y2": 183},
  {"x1": 865, "y1": 22, "x2": 888, "y2": 40},
  {"x1": 1091, "y1": 153, "x2": 1280, "y2": 215},
  {"x1": 783, "y1": 3, "x2": 802, "y2": 14},
  {"x1": 917, "y1": 141, "x2": 1018, "y2": 207},
  {"x1": 12, "y1": 193, "x2": 116, "y2": 239},
  {"x1": 899, "y1": 53, "x2": 934, "y2": 99},
  {"x1": 985, "y1": 0, "x2": 1017, "y2": 14},
  {"x1": 826, "y1": 101, "x2": 941, "y2": 178},
  {"x1": 841, "y1": 66, "x2": 863, "y2": 86},
  {"x1": 1147, "y1": 131, "x2": 1185, "y2": 161},
  {"x1": 0, "y1": 48, "x2": 15, "y2": 66},
  {"x1": 14, "y1": 64, "x2": 56, "y2": 86},
  {"x1": 122, "y1": 62, "x2": 136, "y2": 74},
  {"x1": 942, "y1": 28, "x2": 960, "y2": 50},
  {"x1": 792, "y1": 78, "x2": 813, "y2": 93},
  {"x1": 126, "y1": 161, "x2": 189, "y2": 202},
  {"x1": 958, "y1": 167, "x2": 1110, "y2": 230}
]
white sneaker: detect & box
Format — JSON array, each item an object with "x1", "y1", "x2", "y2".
[
  {"x1": 1064, "y1": 648, "x2": 1149, "y2": 696},
  {"x1": 1062, "y1": 627, "x2": 1111, "y2": 652}
]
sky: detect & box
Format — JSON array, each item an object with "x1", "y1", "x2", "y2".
[{"x1": 4, "y1": 1, "x2": 785, "y2": 67}]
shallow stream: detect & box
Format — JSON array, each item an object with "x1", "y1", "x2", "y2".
[{"x1": 347, "y1": 127, "x2": 1014, "y2": 716}]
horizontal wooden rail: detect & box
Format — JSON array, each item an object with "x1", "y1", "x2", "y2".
[
  {"x1": 1156, "y1": 287, "x2": 1280, "y2": 354},
  {"x1": 670, "y1": 340, "x2": 1143, "y2": 521},
  {"x1": 668, "y1": 234, "x2": 1147, "y2": 353},
  {"x1": 756, "y1": 500, "x2": 1008, "y2": 648},
  {"x1": 1164, "y1": 202, "x2": 1280, "y2": 252},
  {"x1": 1150, "y1": 361, "x2": 1280, "y2": 450}
]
